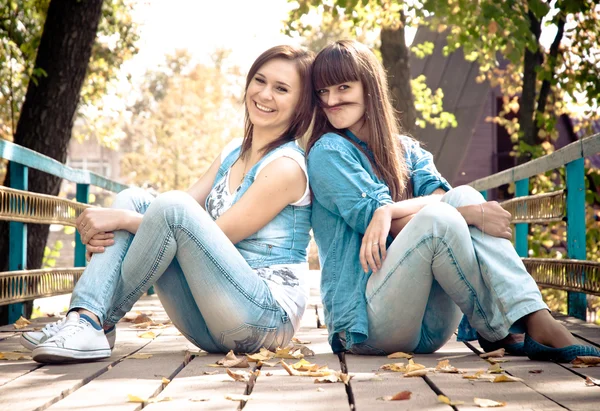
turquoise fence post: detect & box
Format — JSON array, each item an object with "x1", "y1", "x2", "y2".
[
  {"x1": 480, "y1": 190, "x2": 488, "y2": 200},
  {"x1": 8, "y1": 162, "x2": 28, "y2": 323},
  {"x1": 515, "y1": 178, "x2": 529, "y2": 258},
  {"x1": 566, "y1": 158, "x2": 586, "y2": 320},
  {"x1": 75, "y1": 184, "x2": 90, "y2": 267}
]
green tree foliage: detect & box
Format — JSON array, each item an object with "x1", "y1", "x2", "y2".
[
  {"x1": 0, "y1": 0, "x2": 139, "y2": 141},
  {"x1": 120, "y1": 50, "x2": 242, "y2": 191}
]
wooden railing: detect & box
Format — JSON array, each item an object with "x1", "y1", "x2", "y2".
[
  {"x1": 469, "y1": 133, "x2": 600, "y2": 320},
  {"x1": 0, "y1": 138, "x2": 128, "y2": 323}
]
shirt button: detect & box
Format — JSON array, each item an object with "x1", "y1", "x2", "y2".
[{"x1": 361, "y1": 192, "x2": 366, "y2": 198}]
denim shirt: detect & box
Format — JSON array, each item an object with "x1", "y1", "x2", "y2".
[
  {"x1": 208, "y1": 140, "x2": 312, "y2": 268},
  {"x1": 307, "y1": 131, "x2": 451, "y2": 352}
]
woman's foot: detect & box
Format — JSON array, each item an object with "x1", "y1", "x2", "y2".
[{"x1": 524, "y1": 310, "x2": 578, "y2": 348}]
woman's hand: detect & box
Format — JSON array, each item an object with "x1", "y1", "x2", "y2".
[
  {"x1": 459, "y1": 202, "x2": 512, "y2": 240},
  {"x1": 76, "y1": 208, "x2": 127, "y2": 244},
  {"x1": 360, "y1": 205, "x2": 392, "y2": 273},
  {"x1": 85, "y1": 232, "x2": 115, "y2": 261}
]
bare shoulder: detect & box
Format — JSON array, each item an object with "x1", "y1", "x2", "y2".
[{"x1": 256, "y1": 156, "x2": 306, "y2": 184}]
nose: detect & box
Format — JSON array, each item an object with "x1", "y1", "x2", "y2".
[
  {"x1": 258, "y1": 85, "x2": 273, "y2": 101},
  {"x1": 325, "y1": 91, "x2": 341, "y2": 107}
]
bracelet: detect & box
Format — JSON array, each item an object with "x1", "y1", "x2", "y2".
[{"x1": 480, "y1": 203, "x2": 485, "y2": 240}]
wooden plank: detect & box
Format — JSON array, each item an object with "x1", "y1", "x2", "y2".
[
  {"x1": 0, "y1": 334, "x2": 40, "y2": 387},
  {"x1": 142, "y1": 354, "x2": 243, "y2": 411},
  {"x1": 554, "y1": 314, "x2": 600, "y2": 347},
  {"x1": 0, "y1": 323, "x2": 163, "y2": 411},
  {"x1": 467, "y1": 339, "x2": 600, "y2": 410},
  {"x1": 47, "y1": 331, "x2": 193, "y2": 410}
]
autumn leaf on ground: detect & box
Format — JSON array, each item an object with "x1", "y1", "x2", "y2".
[
  {"x1": 436, "y1": 359, "x2": 461, "y2": 373},
  {"x1": 387, "y1": 351, "x2": 413, "y2": 359},
  {"x1": 404, "y1": 369, "x2": 428, "y2": 377},
  {"x1": 281, "y1": 360, "x2": 334, "y2": 377},
  {"x1": 225, "y1": 394, "x2": 251, "y2": 401},
  {"x1": 493, "y1": 374, "x2": 524, "y2": 383},
  {"x1": 13, "y1": 316, "x2": 31, "y2": 329},
  {"x1": 379, "y1": 391, "x2": 412, "y2": 401},
  {"x1": 133, "y1": 313, "x2": 153, "y2": 324},
  {"x1": 438, "y1": 394, "x2": 465, "y2": 406},
  {"x1": 480, "y1": 348, "x2": 505, "y2": 359},
  {"x1": 226, "y1": 368, "x2": 250, "y2": 382},
  {"x1": 246, "y1": 347, "x2": 275, "y2": 362},
  {"x1": 0, "y1": 352, "x2": 32, "y2": 361},
  {"x1": 529, "y1": 369, "x2": 543, "y2": 374},
  {"x1": 258, "y1": 360, "x2": 278, "y2": 367},
  {"x1": 314, "y1": 374, "x2": 340, "y2": 383},
  {"x1": 572, "y1": 356, "x2": 600, "y2": 366},
  {"x1": 463, "y1": 370, "x2": 486, "y2": 380},
  {"x1": 127, "y1": 394, "x2": 171, "y2": 404},
  {"x1": 203, "y1": 370, "x2": 219, "y2": 375},
  {"x1": 292, "y1": 337, "x2": 311, "y2": 344},
  {"x1": 488, "y1": 363, "x2": 504, "y2": 374},
  {"x1": 161, "y1": 377, "x2": 170, "y2": 385},
  {"x1": 474, "y1": 397, "x2": 507, "y2": 407},
  {"x1": 215, "y1": 350, "x2": 249, "y2": 368},
  {"x1": 137, "y1": 331, "x2": 156, "y2": 339},
  {"x1": 128, "y1": 353, "x2": 153, "y2": 359},
  {"x1": 291, "y1": 359, "x2": 319, "y2": 372},
  {"x1": 406, "y1": 359, "x2": 426, "y2": 373},
  {"x1": 380, "y1": 362, "x2": 407, "y2": 372},
  {"x1": 339, "y1": 373, "x2": 351, "y2": 385},
  {"x1": 131, "y1": 321, "x2": 154, "y2": 329},
  {"x1": 275, "y1": 346, "x2": 304, "y2": 359},
  {"x1": 585, "y1": 376, "x2": 600, "y2": 386}
]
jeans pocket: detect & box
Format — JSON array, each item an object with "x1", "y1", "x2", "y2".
[{"x1": 221, "y1": 323, "x2": 277, "y2": 354}]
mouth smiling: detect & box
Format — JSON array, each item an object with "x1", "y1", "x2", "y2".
[{"x1": 255, "y1": 101, "x2": 275, "y2": 113}]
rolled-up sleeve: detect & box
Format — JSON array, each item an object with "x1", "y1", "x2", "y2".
[
  {"x1": 404, "y1": 139, "x2": 452, "y2": 196},
  {"x1": 308, "y1": 140, "x2": 393, "y2": 235}
]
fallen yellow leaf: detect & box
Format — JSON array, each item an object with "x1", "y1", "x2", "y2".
[
  {"x1": 127, "y1": 394, "x2": 145, "y2": 403},
  {"x1": 438, "y1": 394, "x2": 464, "y2": 406},
  {"x1": 137, "y1": 331, "x2": 156, "y2": 339},
  {"x1": 246, "y1": 347, "x2": 275, "y2": 362},
  {"x1": 380, "y1": 391, "x2": 412, "y2": 401},
  {"x1": 0, "y1": 352, "x2": 32, "y2": 361},
  {"x1": 406, "y1": 359, "x2": 426, "y2": 373},
  {"x1": 13, "y1": 316, "x2": 31, "y2": 329},
  {"x1": 493, "y1": 374, "x2": 524, "y2": 383},
  {"x1": 225, "y1": 394, "x2": 251, "y2": 401},
  {"x1": 436, "y1": 359, "x2": 461, "y2": 373},
  {"x1": 226, "y1": 368, "x2": 250, "y2": 382},
  {"x1": 463, "y1": 370, "x2": 486, "y2": 380},
  {"x1": 488, "y1": 363, "x2": 504, "y2": 374},
  {"x1": 292, "y1": 337, "x2": 311, "y2": 344},
  {"x1": 404, "y1": 369, "x2": 428, "y2": 377},
  {"x1": 380, "y1": 362, "x2": 407, "y2": 372},
  {"x1": 161, "y1": 377, "x2": 170, "y2": 385},
  {"x1": 128, "y1": 353, "x2": 153, "y2": 359},
  {"x1": 474, "y1": 397, "x2": 507, "y2": 407},
  {"x1": 572, "y1": 356, "x2": 600, "y2": 366},
  {"x1": 291, "y1": 359, "x2": 319, "y2": 372},
  {"x1": 387, "y1": 351, "x2": 413, "y2": 359},
  {"x1": 215, "y1": 350, "x2": 249, "y2": 368},
  {"x1": 314, "y1": 374, "x2": 339, "y2": 383},
  {"x1": 480, "y1": 348, "x2": 505, "y2": 359}
]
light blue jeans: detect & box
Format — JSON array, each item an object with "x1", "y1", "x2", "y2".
[
  {"x1": 70, "y1": 188, "x2": 294, "y2": 353},
  {"x1": 351, "y1": 185, "x2": 547, "y2": 355}
]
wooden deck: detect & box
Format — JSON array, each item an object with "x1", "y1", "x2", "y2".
[{"x1": 1, "y1": 285, "x2": 600, "y2": 411}]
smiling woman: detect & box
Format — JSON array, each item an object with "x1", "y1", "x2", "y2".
[{"x1": 21, "y1": 45, "x2": 317, "y2": 364}]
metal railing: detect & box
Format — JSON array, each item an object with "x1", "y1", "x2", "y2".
[
  {"x1": 469, "y1": 133, "x2": 600, "y2": 320},
  {"x1": 0, "y1": 138, "x2": 128, "y2": 323}
]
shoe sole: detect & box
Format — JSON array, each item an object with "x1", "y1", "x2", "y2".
[
  {"x1": 33, "y1": 347, "x2": 111, "y2": 364},
  {"x1": 20, "y1": 334, "x2": 39, "y2": 351}
]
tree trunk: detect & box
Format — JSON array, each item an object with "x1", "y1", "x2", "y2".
[
  {"x1": 0, "y1": 0, "x2": 103, "y2": 321},
  {"x1": 518, "y1": 10, "x2": 542, "y2": 163},
  {"x1": 380, "y1": 11, "x2": 417, "y2": 136}
]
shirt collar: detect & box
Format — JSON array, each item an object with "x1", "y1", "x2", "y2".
[{"x1": 344, "y1": 129, "x2": 368, "y2": 149}]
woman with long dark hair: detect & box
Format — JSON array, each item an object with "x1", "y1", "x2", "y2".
[
  {"x1": 307, "y1": 40, "x2": 599, "y2": 362},
  {"x1": 22, "y1": 45, "x2": 316, "y2": 363}
]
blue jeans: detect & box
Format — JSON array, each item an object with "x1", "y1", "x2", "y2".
[
  {"x1": 351, "y1": 185, "x2": 547, "y2": 355},
  {"x1": 70, "y1": 188, "x2": 294, "y2": 353}
]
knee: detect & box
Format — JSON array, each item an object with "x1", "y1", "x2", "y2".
[
  {"x1": 112, "y1": 187, "x2": 153, "y2": 208},
  {"x1": 150, "y1": 190, "x2": 197, "y2": 212},
  {"x1": 416, "y1": 202, "x2": 467, "y2": 234},
  {"x1": 441, "y1": 185, "x2": 485, "y2": 208}
]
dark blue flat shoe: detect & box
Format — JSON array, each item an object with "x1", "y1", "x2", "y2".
[
  {"x1": 524, "y1": 334, "x2": 600, "y2": 363},
  {"x1": 477, "y1": 334, "x2": 526, "y2": 356}
]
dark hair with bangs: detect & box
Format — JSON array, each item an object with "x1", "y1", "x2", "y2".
[
  {"x1": 308, "y1": 40, "x2": 410, "y2": 202},
  {"x1": 241, "y1": 45, "x2": 315, "y2": 159}
]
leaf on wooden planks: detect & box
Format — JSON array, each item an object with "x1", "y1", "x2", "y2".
[
  {"x1": 161, "y1": 377, "x2": 170, "y2": 385},
  {"x1": 529, "y1": 369, "x2": 543, "y2": 374},
  {"x1": 488, "y1": 357, "x2": 510, "y2": 364},
  {"x1": 585, "y1": 376, "x2": 600, "y2": 387},
  {"x1": 406, "y1": 359, "x2": 427, "y2": 373},
  {"x1": 226, "y1": 368, "x2": 250, "y2": 382},
  {"x1": 572, "y1": 356, "x2": 600, "y2": 366},
  {"x1": 379, "y1": 391, "x2": 412, "y2": 401},
  {"x1": 13, "y1": 316, "x2": 31, "y2": 329},
  {"x1": 127, "y1": 394, "x2": 171, "y2": 404},
  {"x1": 380, "y1": 362, "x2": 407, "y2": 372},
  {"x1": 246, "y1": 347, "x2": 275, "y2": 362},
  {"x1": 258, "y1": 360, "x2": 278, "y2": 367},
  {"x1": 436, "y1": 359, "x2": 461, "y2": 373},
  {"x1": 214, "y1": 350, "x2": 249, "y2": 368},
  {"x1": 292, "y1": 337, "x2": 311, "y2": 344},
  {"x1": 487, "y1": 363, "x2": 504, "y2": 374},
  {"x1": 474, "y1": 397, "x2": 507, "y2": 407},
  {"x1": 404, "y1": 369, "x2": 428, "y2": 378},
  {"x1": 0, "y1": 352, "x2": 32, "y2": 361},
  {"x1": 275, "y1": 345, "x2": 304, "y2": 359},
  {"x1": 128, "y1": 353, "x2": 153, "y2": 359},
  {"x1": 137, "y1": 331, "x2": 156, "y2": 339},
  {"x1": 314, "y1": 374, "x2": 340, "y2": 383},
  {"x1": 387, "y1": 351, "x2": 413, "y2": 359},
  {"x1": 480, "y1": 348, "x2": 505, "y2": 358},
  {"x1": 203, "y1": 370, "x2": 219, "y2": 375},
  {"x1": 281, "y1": 360, "x2": 335, "y2": 377},
  {"x1": 225, "y1": 394, "x2": 252, "y2": 401},
  {"x1": 438, "y1": 395, "x2": 465, "y2": 406},
  {"x1": 133, "y1": 313, "x2": 153, "y2": 324},
  {"x1": 493, "y1": 374, "x2": 524, "y2": 383},
  {"x1": 291, "y1": 358, "x2": 320, "y2": 372}
]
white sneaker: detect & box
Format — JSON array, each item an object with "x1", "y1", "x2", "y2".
[
  {"x1": 20, "y1": 317, "x2": 116, "y2": 350},
  {"x1": 32, "y1": 312, "x2": 111, "y2": 363}
]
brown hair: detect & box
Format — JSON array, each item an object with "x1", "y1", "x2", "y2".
[
  {"x1": 241, "y1": 45, "x2": 315, "y2": 158},
  {"x1": 308, "y1": 40, "x2": 409, "y2": 201}
]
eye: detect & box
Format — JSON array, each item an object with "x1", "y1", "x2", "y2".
[
  {"x1": 339, "y1": 84, "x2": 350, "y2": 91},
  {"x1": 255, "y1": 77, "x2": 265, "y2": 84},
  {"x1": 316, "y1": 89, "x2": 328, "y2": 95},
  {"x1": 276, "y1": 86, "x2": 288, "y2": 93}
]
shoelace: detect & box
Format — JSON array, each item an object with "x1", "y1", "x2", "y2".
[
  {"x1": 51, "y1": 320, "x2": 88, "y2": 344},
  {"x1": 41, "y1": 317, "x2": 68, "y2": 338}
]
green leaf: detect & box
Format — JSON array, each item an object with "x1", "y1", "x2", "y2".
[{"x1": 528, "y1": 0, "x2": 550, "y2": 20}]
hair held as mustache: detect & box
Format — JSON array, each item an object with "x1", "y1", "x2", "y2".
[{"x1": 318, "y1": 101, "x2": 359, "y2": 110}]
